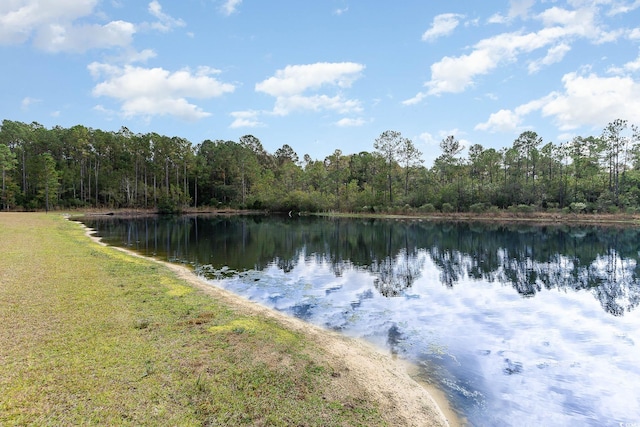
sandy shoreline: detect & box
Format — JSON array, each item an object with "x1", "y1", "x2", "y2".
[{"x1": 80, "y1": 220, "x2": 461, "y2": 427}]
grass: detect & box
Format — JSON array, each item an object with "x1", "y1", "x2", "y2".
[{"x1": 0, "y1": 213, "x2": 386, "y2": 426}]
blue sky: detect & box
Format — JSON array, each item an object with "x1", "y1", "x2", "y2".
[{"x1": 2, "y1": 0, "x2": 640, "y2": 165}]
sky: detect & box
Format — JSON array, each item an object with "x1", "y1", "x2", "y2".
[{"x1": 1, "y1": 0, "x2": 640, "y2": 166}]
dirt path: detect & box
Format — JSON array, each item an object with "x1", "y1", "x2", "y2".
[{"x1": 82, "y1": 221, "x2": 461, "y2": 427}]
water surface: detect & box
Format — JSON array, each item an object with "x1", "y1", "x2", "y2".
[{"x1": 81, "y1": 215, "x2": 640, "y2": 426}]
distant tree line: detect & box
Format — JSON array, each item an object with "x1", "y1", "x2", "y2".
[{"x1": 0, "y1": 118, "x2": 639, "y2": 214}]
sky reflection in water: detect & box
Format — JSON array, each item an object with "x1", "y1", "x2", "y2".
[{"x1": 82, "y1": 216, "x2": 640, "y2": 426}]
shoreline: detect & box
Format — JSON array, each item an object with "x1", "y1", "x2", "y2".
[{"x1": 79, "y1": 218, "x2": 462, "y2": 427}]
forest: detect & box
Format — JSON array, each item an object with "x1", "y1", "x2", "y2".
[{"x1": 0, "y1": 118, "x2": 639, "y2": 214}]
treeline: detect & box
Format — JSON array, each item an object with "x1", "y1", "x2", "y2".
[{"x1": 0, "y1": 119, "x2": 639, "y2": 213}]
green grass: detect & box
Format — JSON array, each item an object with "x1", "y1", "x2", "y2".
[{"x1": 0, "y1": 213, "x2": 386, "y2": 426}]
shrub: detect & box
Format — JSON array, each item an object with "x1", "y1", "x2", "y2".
[
  {"x1": 607, "y1": 205, "x2": 620, "y2": 214},
  {"x1": 157, "y1": 197, "x2": 182, "y2": 214},
  {"x1": 441, "y1": 203, "x2": 455, "y2": 213},
  {"x1": 569, "y1": 202, "x2": 587, "y2": 213},
  {"x1": 469, "y1": 203, "x2": 486, "y2": 213},
  {"x1": 418, "y1": 203, "x2": 436, "y2": 213},
  {"x1": 510, "y1": 204, "x2": 535, "y2": 213}
]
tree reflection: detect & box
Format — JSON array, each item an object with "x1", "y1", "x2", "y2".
[
  {"x1": 423, "y1": 226, "x2": 640, "y2": 316},
  {"x1": 82, "y1": 216, "x2": 640, "y2": 316},
  {"x1": 387, "y1": 324, "x2": 404, "y2": 356},
  {"x1": 372, "y1": 249, "x2": 424, "y2": 297}
]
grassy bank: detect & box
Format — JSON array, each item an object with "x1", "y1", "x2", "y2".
[{"x1": 0, "y1": 213, "x2": 392, "y2": 426}]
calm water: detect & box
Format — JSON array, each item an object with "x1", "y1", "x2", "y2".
[{"x1": 80, "y1": 215, "x2": 640, "y2": 426}]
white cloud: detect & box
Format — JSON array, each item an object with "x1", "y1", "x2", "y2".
[
  {"x1": 407, "y1": 3, "x2": 625, "y2": 102},
  {"x1": 0, "y1": 0, "x2": 184, "y2": 52},
  {"x1": 416, "y1": 131, "x2": 441, "y2": 165},
  {"x1": 510, "y1": 0, "x2": 536, "y2": 19},
  {"x1": 0, "y1": 0, "x2": 95, "y2": 45},
  {"x1": 36, "y1": 20, "x2": 135, "y2": 53},
  {"x1": 241, "y1": 62, "x2": 365, "y2": 127},
  {"x1": 272, "y1": 94, "x2": 362, "y2": 116},
  {"x1": 256, "y1": 62, "x2": 365, "y2": 116},
  {"x1": 256, "y1": 62, "x2": 364, "y2": 97},
  {"x1": 119, "y1": 48, "x2": 157, "y2": 64},
  {"x1": 475, "y1": 109, "x2": 523, "y2": 133},
  {"x1": 93, "y1": 104, "x2": 117, "y2": 118},
  {"x1": 147, "y1": 1, "x2": 185, "y2": 32},
  {"x1": 336, "y1": 117, "x2": 366, "y2": 127},
  {"x1": 476, "y1": 72, "x2": 640, "y2": 133},
  {"x1": 421, "y1": 28, "x2": 558, "y2": 96},
  {"x1": 424, "y1": 35, "x2": 514, "y2": 95},
  {"x1": 534, "y1": 5, "x2": 621, "y2": 44},
  {"x1": 418, "y1": 132, "x2": 438, "y2": 146},
  {"x1": 20, "y1": 96, "x2": 41, "y2": 110},
  {"x1": 220, "y1": 0, "x2": 242, "y2": 16},
  {"x1": 541, "y1": 72, "x2": 640, "y2": 130},
  {"x1": 89, "y1": 63, "x2": 235, "y2": 121},
  {"x1": 488, "y1": 13, "x2": 508, "y2": 25},
  {"x1": 421, "y1": 13, "x2": 464, "y2": 42},
  {"x1": 608, "y1": 51, "x2": 640, "y2": 74},
  {"x1": 333, "y1": 7, "x2": 349, "y2": 16},
  {"x1": 607, "y1": 0, "x2": 640, "y2": 15},
  {"x1": 465, "y1": 18, "x2": 480, "y2": 27},
  {"x1": 489, "y1": 0, "x2": 536, "y2": 23},
  {"x1": 475, "y1": 95, "x2": 553, "y2": 133},
  {"x1": 230, "y1": 110, "x2": 264, "y2": 128},
  {"x1": 557, "y1": 131, "x2": 576, "y2": 142},
  {"x1": 0, "y1": 0, "x2": 138, "y2": 53},
  {"x1": 402, "y1": 92, "x2": 427, "y2": 106},
  {"x1": 528, "y1": 43, "x2": 571, "y2": 73}
]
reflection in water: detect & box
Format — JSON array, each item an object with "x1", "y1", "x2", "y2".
[
  {"x1": 387, "y1": 324, "x2": 403, "y2": 356},
  {"x1": 81, "y1": 215, "x2": 640, "y2": 426},
  {"x1": 373, "y1": 249, "x2": 424, "y2": 297},
  {"x1": 85, "y1": 215, "x2": 640, "y2": 316}
]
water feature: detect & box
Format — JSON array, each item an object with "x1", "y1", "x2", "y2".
[{"x1": 80, "y1": 215, "x2": 640, "y2": 426}]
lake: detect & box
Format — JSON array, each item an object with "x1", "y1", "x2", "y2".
[{"x1": 79, "y1": 215, "x2": 640, "y2": 426}]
